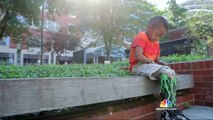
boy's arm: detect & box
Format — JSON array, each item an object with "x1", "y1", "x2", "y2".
[
  {"x1": 135, "y1": 47, "x2": 154, "y2": 64},
  {"x1": 155, "y1": 55, "x2": 168, "y2": 66}
]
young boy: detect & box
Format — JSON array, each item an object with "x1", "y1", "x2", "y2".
[{"x1": 129, "y1": 16, "x2": 189, "y2": 119}]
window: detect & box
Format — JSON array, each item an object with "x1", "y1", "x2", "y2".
[
  {"x1": 44, "y1": 20, "x2": 60, "y2": 32},
  {"x1": 68, "y1": 24, "x2": 76, "y2": 35},
  {"x1": 0, "y1": 36, "x2": 10, "y2": 46}
]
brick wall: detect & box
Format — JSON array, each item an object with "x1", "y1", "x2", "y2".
[
  {"x1": 81, "y1": 94, "x2": 194, "y2": 120},
  {"x1": 78, "y1": 60, "x2": 213, "y2": 120},
  {"x1": 168, "y1": 28, "x2": 186, "y2": 40},
  {"x1": 169, "y1": 60, "x2": 213, "y2": 107}
]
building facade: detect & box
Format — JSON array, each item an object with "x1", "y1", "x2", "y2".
[{"x1": 180, "y1": 0, "x2": 213, "y2": 12}]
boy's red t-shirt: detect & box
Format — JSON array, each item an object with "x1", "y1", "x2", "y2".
[{"x1": 129, "y1": 32, "x2": 160, "y2": 71}]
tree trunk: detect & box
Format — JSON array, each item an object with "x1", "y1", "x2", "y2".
[
  {"x1": 0, "y1": 9, "x2": 9, "y2": 39},
  {"x1": 106, "y1": 49, "x2": 111, "y2": 60}
]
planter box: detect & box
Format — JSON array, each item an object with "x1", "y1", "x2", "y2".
[{"x1": 0, "y1": 75, "x2": 193, "y2": 117}]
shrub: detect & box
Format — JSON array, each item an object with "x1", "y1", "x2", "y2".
[
  {"x1": 0, "y1": 61, "x2": 130, "y2": 79},
  {"x1": 161, "y1": 54, "x2": 213, "y2": 63},
  {"x1": 0, "y1": 54, "x2": 213, "y2": 79}
]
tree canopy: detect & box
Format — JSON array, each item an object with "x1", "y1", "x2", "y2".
[
  {"x1": 165, "y1": 0, "x2": 187, "y2": 29},
  {"x1": 0, "y1": 0, "x2": 42, "y2": 39},
  {"x1": 0, "y1": 0, "x2": 79, "y2": 55},
  {"x1": 185, "y1": 11, "x2": 213, "y2": 55},
  {"x1": 1, "y1": 0, "x2": 212, "y2": 57},
  {"x1": 74, "y1": 0, "x2": 163, "y2": 59}
]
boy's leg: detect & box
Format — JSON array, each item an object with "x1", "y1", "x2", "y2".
[
  {"x1": 160, "y1": 73, "x2": 177, "y2": 106},
  {"x1": 132, "y1": 64, "x2": 190, "y2": 119},
  {"x1": 155, "y1": 68, "x2": 190, "y2": 120},
  {"x1": 153, "y1": 67, "x2": 177, "y2": 107},
  {"x1": 132, "y1": 63, "x2": 177, "y2": 106}
]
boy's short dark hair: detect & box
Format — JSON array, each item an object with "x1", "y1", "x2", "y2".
[{"x1": 148, "y1": 16, "x2": 168, "y2": 31}]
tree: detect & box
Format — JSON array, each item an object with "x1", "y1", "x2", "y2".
[
  {"x1": 0, "y1": 0, "x2": 42, "y2": 39},
  {"x1": 126, "y1": 0, "x2": 165, "y2": 41},
  {"x1": 165, "y1": 0, "x2": 187, "y2": 29},
  {"x1": 76, "y1": 0, "x2": 163, "y2": 60},
  {"x1": 127, "y1": 0, "x2": 164, "y2": 33},
  {"x1": 75, "y1": 0, "x2": 129, "y2": 60},
  {"x1": 0, "y1": 0, "x2": 42, "y2": 65},
  {"x1": 46, "y1": 0, "x2": 75, "y2": 20},
  {"x1": 43, "y1": 0, "x2": 80, "y2": 54},
  {"x1": 44, "y1": 32, "x2": 79, "y2": 55},
  {"x1": 98, "y1": 0, "x2": 127, "y2": 60},
  {"x1": 185, "y1": 11, "x2": 213, "y2": 55}
]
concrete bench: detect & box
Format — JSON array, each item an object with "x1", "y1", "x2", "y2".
[{"x1": 0, "y1": 74, "x2": 194, "y2": 117}]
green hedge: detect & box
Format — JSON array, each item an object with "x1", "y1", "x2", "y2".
[
  {"x1": 0, "y1": 61, "x2": 130, "y2": 79},
  {"x1": 0, "y1": 54, "x2": 213, "y2": 79},
  {"x1": 161, "y1": 54, "x2": 213, "y2": 63}
]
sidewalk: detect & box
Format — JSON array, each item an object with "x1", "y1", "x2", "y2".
[{"x1": 183, "y1": 106, "x2": 213, "y2": 119}]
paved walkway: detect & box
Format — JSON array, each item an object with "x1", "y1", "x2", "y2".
[{"x1": 183, "y1": 106, "x2": 213, "y2": 119}]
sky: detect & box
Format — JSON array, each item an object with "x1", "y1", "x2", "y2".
[{"x1": 148, "y1": 0, "x2": 188, "y2": 10}]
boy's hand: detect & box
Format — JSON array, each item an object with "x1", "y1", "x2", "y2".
[
  {"x1": 155, "y1": 55, "x2": 168, "y2": 66},
  {"x1": 160, "y1": 61, "x2": 168, "y2": 66},
  {"x1": 156, "y1": 60, "x2": 168, "y2": 66}
]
